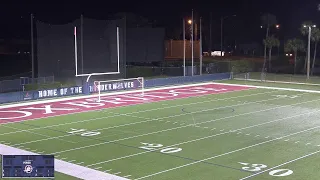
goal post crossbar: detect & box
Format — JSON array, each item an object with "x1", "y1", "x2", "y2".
[{"x1": 94, "y1": 77, "x2": 144, "y2": 102}]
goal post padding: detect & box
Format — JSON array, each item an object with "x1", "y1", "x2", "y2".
[{"x1": 93, "y1": 77, "x2": 144, "y2": 102}]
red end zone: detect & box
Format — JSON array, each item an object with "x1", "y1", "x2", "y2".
[{"x1": 0, "y1": 84, "x2": 253, "y2": 124}]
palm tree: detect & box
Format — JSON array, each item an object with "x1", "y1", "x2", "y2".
[
  {"x1": 284, "y1": 38, "x2": 305, "y2": 74},
  {"x1": 263, "y1": 35, "x2": 280, "y2": 71},
  {"x1": 260, "y1": 13, "x2": 277, "y2": 73}
]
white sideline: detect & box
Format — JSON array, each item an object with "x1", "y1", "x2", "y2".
[
  {"x1": 0, "y1": 144, "x2": 129, "y2": 180},
  {"x1": 0, "y1": 89, "x2": 276, "y2": 136},
  {"x1": 213, "y1": 82, "x2": 320, "y2": 93},
  {"x1": 239, "y1": 149, "x2": 320, "y2": 179},
  {"x1": 0, "y1": 82, "x2": 215, "y2": 109},
  {"x1": 234, "y1": 78, "x2": 320, "y2": 86},
  {"x1": 136, "y1": 125, "x2": 320, "y2": 179}
]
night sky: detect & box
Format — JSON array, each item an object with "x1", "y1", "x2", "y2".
[{"x1": 0, "y1": 1, "x2": 319, "y2": 43}]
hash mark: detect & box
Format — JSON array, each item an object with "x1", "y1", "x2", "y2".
[
  {"x1": 220, "y1": 129, "x2": 225, "y2": 132},
  {"x1": 317, "y1": 145, "x2": 320, "y2": 147},
  {"x1": 78, "y1": 162, "x2": 84, "y2": 165},
  {"x1": 265, "y1": 136, "x2": 269, "y2": 139},
  {"x1": 306, "y1": 143, "x2": 311, "y2": 145},
  {"x1": 123, "y1": 175, "x2": 132, "y2": 178},
  {"x1": 295, "y1": 141, "x2": 300, "y2": 144},
  {"x1": 246, "y1": 134, "x2": 250, "y2": 136},
  {"x1": 211, "y1": 128, "x2": 216, "y2": 130},
  {"x1": 284, "y1": 139, "x2": 290, "y2": 141},
  {"x1": 173, "y1": 122, "x2": 178, "y2": 124},
  {"x1": 95, "y1": 167, "x2": 103, "y2": 169},
  {"x1": 203, "y1": 127, "x2": 209, "y2": 129},
  {"x1": 255, "y1": 135, "x2": 260, "y2": 137},
  {"x1": 69, "y1": 160, "x2": 76, "y2": 162},
  {"x1": 114, "y1": 172, "x2": 121, "y2": 175},
  {"x1": 105, "y1": 169, "x2": 112, "y2": 172}
]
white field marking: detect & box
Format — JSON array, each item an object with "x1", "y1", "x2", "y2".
[
  {"x1": 95, "y1": 167, "x2": 103, "y2": 169},
  {"x1": 173, "y1": 122, "x2": 178, "y2": 124},
  {"x1": 13, "y1": 134, "x2": 77, "y2": 146},
  {"x1": 77, "y1": 162, "x2": 84, "y2": 165},
  {"x1": 211, "y1": 128, "x2": 216, "y2": 130},
  {"x1": 203, "y1": 127, "x2": 209, "y2": 129},
  {"x1": 135, "y1": 126, "x2": 320, "y2": 180},
  {"x1": 0, "y1": 90, "x2": 279, "y2": 136},
  {"x1": 123, "y1": 175, "x2": 132, "y2": 178},
  {"x1": 26, "y1": 93, "x2": 316, "y2": 153},
  {"x1": 265, "y1": 136, "x2": 270, "y2": 138},
  {"x1": 239, "y1": 149, "x2": 320, "y2": 180},
  {"x1": 61, "y1": 157, "x2": 67, "y2": 160},
  {"x1": 12, "y1": 91, "x2": 313, "y2": 147},
  {"x1": 114, "y1": 172, "x2": 121, "y2": 175},
  {"x1": 234, "y1": 78, "x2": 320, "y2": 86},
  {"x1": 55, "y1": 155, "x2": 60, "y2": 157},
  {"x1": 58, "y1": 100, "x2": 320, "y2": 154},
  {"x1": 237, "y1": 132, "x2": 242, "y2": 134},
  {"x1": 306, "y1": 143, "x2": 311, "y2": 145},
  {"x1": 0, "y1": 82, "x2": 254, "y2": 126},
  {"x1": 0, "y1": 124, "x2": 75, "y2": 144},
  {"x1": 86, "y1": 110, "x2": 320, "y2": 167},
  {"x1": 246, "y1": 134, "x2": 250, "y2": 136},
  {"x1": 220, "y1": 129, "x2": 225, "y2": 132},
  {"x1": 106, "y1": 169, "x2": 112, "y2": 172},
  {"x1": 6, "y1": 93, "x2": 285, "y2": 146},
  {"x1": 317, "y1": 145, "x2": 320, "y2": 147},
  {"x1": 214, "y1": 82, "x2": 320, "y2": 94},
  {"x1": 255, "y1": 135, "x2": 260, "y2": 137},
  {"x1": 295, "y1": 141, "x2": 300, "y2": 143},
  {"x1": 284, "y1": 139, "x2": 290, "y2": 141},
  {"x1": 69, "y1": 160, "x2": 76, "y2": 162}
]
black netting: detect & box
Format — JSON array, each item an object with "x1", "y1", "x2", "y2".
[{"x1": 36, "y1": 16, "x2": 126, "y2": 80}]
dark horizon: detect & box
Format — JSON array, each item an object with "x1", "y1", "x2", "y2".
[{"x1": 0, "y1": 0, "x2": 319, "y2": 41}]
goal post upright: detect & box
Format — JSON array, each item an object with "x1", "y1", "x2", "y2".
[{"x1": 74, "y1": 26, "x2": 121, "y2": 80}]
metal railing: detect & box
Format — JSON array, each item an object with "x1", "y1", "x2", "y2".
[{"x1": 0, "y1": 76, "x2": 55, "y2": 93}]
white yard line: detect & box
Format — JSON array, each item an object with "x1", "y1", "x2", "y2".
[
  {"x1": 213, "y1": 82, "x2": 320, "y2": 94},
  {"x1": 11, "y1": 95, "x2": 284, "y2": 146},
  {"x1": 54, "y1": 97, "x2": 319, "y2": 155},
  {"x1": 0, "y1": 144, "x2": 129, "y2": 180},
  {"x1": 239, "y1": 150, "x2": 320, "y2": 180},
  {"x1": 1, "y1": 125, "x2": 75, "y2": 144},
  {"x1": 86, "y1": 109, "x2": 320, "y2": 167},
  {"x1": 8, "y1": 92, "x2": 313, "y2": 147},
  {"x1": 135, "y1": 126, "x2": 320, "y2": 179},
  {"x1": 0, "y1": 89, "x2": 277, "y2": 136}
]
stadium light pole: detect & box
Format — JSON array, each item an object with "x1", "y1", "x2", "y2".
[
  {"x1": 183, "y1": 18, "x2": 186, "y2": 76},
  {"x1": 304, "y1": 24, "x2": 316, "y2": 79},
  {"x1": 191, "y1": 9, "x2": 194, "y2": 76},
  {"x1": 200, "y1": 17, "x2": 203, "y2": 75},
  {"x1": 221, "y1": 15, "x2": 236, "y2": 57},
  {"x1": 30, "y1": 14, "x2": 34, "y2": 81}
]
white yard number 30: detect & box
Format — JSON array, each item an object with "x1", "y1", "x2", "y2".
[{"x1": 239, "y1": 162, "x2": 293, "y2": 177}]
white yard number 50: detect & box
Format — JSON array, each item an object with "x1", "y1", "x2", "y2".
[{"x1": 239, "y1": 162, "x2": 293, "y2": 177}]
